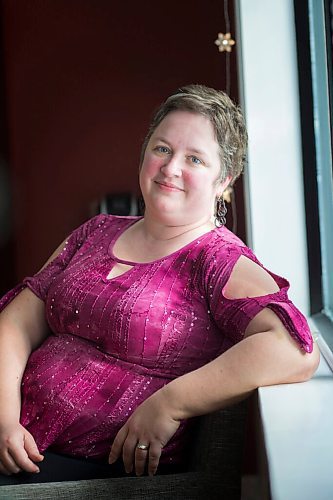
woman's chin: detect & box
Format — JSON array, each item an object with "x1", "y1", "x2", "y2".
[
  {"x1": 146, "y1": 198, "x2": 179, "y2": 215},
  {"x1": 144, "y1": 205, "x2": 181, "y2": 223}
]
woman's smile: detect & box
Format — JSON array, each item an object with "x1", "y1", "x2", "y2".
[{"x1": 154, "y1": 180, "x2": 185, "y2": 192}]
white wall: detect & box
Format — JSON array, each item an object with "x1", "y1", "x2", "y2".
[{"x1": 236, "y1": 0, "x2": 309, "y2": 314}]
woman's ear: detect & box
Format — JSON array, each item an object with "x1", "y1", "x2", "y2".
[{"x1": 216, "y1": 176, "x2": 232, "y2": 197}]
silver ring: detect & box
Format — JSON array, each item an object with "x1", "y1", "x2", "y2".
[{"x1": 136, "y1": 443, "x2": 149, "y2": 451}]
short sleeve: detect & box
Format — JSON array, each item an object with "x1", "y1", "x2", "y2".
[
  {"x1": 0, "y1": 214, "x2": 108, "y2": 311},
  {"x1": 204, "y1": 245, "x2": 313, "y2": 353}
]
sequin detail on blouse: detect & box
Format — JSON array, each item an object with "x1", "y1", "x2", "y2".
[{"x1": 0, "y1": 215, "x2": 313, "y2": 464}]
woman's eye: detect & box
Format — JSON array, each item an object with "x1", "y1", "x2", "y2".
[
  {"x1": 189, "y1": 155, "x2": 203, "y2": 165},
  {"x1": 155, "y1": 146, "x2": 170, "y2": 154}
]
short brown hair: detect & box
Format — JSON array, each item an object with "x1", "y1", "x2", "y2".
[{"x1": 140, "y1": 84, "x2": 248, "y2": 184}]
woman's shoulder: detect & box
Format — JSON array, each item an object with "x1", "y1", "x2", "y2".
[
  {"x1": 201, "y1": 226, "x2": 289, "y2": 296},
  {"x1": 79, "y1": 214, "x2": 141, "y2": 238},
  {"x1": 215, "y1": 225, "x2": 248, "y2": 247},
  {"x1": 201, "y1": 225, "x2": 250, "y2": 261},
  {"x1": 195, "y1": 225, "x2": 271, "y2": 287}
]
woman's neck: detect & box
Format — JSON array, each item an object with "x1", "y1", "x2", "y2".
[
  {"x1": 112, "y1": 213, "x2": 216, "y2": 264},
  {"x1": 139, "y1": 212, "x2": 215, "y2": 244}
]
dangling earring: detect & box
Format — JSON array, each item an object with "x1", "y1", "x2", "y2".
[{"x1": 215, "y1": 196, "x2": 227, "y2": 227}]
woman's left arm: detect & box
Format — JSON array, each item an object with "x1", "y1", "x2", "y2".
[{"x1": 109, "y1": 260, "x2": 320, "y2": 476}]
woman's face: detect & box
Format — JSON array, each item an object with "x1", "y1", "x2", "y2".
[{"x1": 140, "y1": 110, "x2": 228, "y2": 226}]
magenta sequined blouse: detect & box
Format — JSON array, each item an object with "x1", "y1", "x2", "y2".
[{"x1": 0, "y1": 215, "x2": 313, "y2": 464}]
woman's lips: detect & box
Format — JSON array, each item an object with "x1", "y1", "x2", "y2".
[{"x1": 154, "y1": 180, "x2": 184, "y2": 192}]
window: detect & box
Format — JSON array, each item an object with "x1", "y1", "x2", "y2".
[{"x1": 294, "y1": 0, "x2": 333, "y2": 350}]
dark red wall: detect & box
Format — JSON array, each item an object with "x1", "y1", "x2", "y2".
[{"x1": 1, "y1": 0, "x2": 241, "y2": 284}]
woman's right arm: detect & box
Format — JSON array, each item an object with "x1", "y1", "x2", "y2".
[
  {"x1": 0, "y1": 236, "x2": 70, "y2": 475},
  {"x1": 0, "y1": 288, "x2": 50, "y2": 475}
]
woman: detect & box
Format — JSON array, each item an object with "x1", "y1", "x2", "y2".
[{"x1": 0, "y1": 84, "x2": 319, "y2": 481}]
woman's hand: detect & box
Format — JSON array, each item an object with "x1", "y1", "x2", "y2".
[
  {"x1": 0, "y1": 422, "x2": 44, "y2": 475},
  {"x1": 108, "y1": 390, "x2": 180, "y2": 476}
]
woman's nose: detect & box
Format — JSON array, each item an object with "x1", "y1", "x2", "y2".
[{"x1": 160, "y1": 156, "x2": 182, "y2": 177}]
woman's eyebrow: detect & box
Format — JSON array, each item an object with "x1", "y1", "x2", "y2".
[
  {"x1": 152, "y1": 137, "x2": 209, "y2": 160},
  {"x1": 152, "y1": 136, "x2": 170, "y2": 144},
  {"x1": 189, "y1": 147, "x2": 208, "y2": 157},
  {"x1": 154, "y1": 138, "x2": 207, "y2": 153}
]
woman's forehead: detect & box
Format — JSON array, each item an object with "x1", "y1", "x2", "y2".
[{"x1": 152, "y1": 110, "x2": 217, "y2": 145}]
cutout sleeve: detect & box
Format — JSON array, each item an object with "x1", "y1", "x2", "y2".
[
  {"x1": 203, "y1": 244, "x2": 313, "y2": 353},
  {"x1": 0, "y1": 214, "x2": 108, "y2": 311}
]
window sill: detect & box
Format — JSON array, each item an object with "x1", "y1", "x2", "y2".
[
  {"x1": 257, "y1": 331, "x2": 333, "y2": 500},
  {"x1": 311, "y1": 313, "x2": 333, "y2": 370}
]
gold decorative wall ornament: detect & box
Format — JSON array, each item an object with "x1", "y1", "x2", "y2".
[{"x1": 214, "y1": 32, "x2": 235, "y2": 52}]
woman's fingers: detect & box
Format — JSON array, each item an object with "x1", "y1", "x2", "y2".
[
  {"x1": 109, "y1": 392, "x2": 181, "y2": 476},
  {"x1": 122, "y1": 434, "x2": 139, "y2": 473},
  {"x1": 133, "y1": 443, "x2": 149, "y2": 476},
  {"x1": 0, "y1": 450, "x2": 22, "y2": 475},
  {"x1": 108, "y1": 426, "x2": 128, "y2": 465},
  {"x1": 0, "y1": 425, "x2": 42, "y2": 475},
  {"x1": 119, "y1": 436, "x2": 162, "y2": 476},
  {"x1": 146, "y1": 443, "x2": 162, "y2": 477},
  {"x1": 6, "y1": 443, "x2": 40, "y2": 473},
  {"x1": 23, "y1": 431, "x2": 44, "y2": 463},
  {"x1": 109, "y1": 427, "x2": 162, "y2": 476},
  {"x1": 0, "y1": 435, "x2": 41, "y2": 474},
  {"x1": 0, "y1": 461, "x2": 12, "y2": 476},
  {"x1": 135, "y1": 442, "x2": 162, "y2": 477}
]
